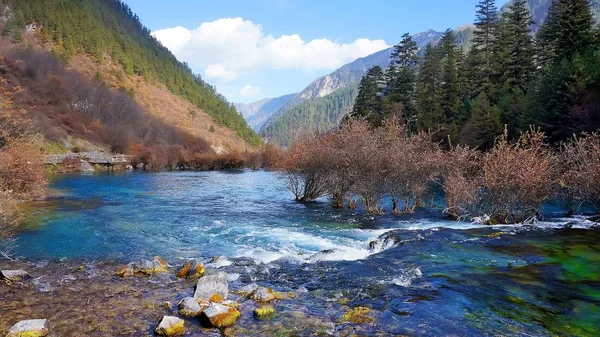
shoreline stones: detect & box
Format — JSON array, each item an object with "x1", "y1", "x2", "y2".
[
  {"x1": 7, "y1": 319, "x2": 49, "y2": 337},
  {"x1": 116, "y1": 256, "x2": 168, "y2": 277},
  {"x1": 175, "y1": 259, "x2": 205, "y2": 279},
  {"x1": 154, "y1": 316, "x2": 185, "y2": 337},
  {"x1": 194, "y1": 272, "x2": 228, "y2": 300},
  {"x1": 202, "y1": 303, "x2": 240, "y2": 328},
  {"x1": 1, "y1": 270, "x2": 30, "y2": 283}
]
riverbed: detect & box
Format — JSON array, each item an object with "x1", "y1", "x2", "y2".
[{"x1": 1, "y1": 170, "x2": 599, "y2": 336}]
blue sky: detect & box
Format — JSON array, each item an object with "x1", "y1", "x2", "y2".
[{"x1": 123, "y1": 0, "x2": 506, "y2": 104}]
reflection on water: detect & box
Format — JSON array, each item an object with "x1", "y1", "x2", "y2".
[{"x1": 0, "y1": 170, "x2": 598, "y2": 336}]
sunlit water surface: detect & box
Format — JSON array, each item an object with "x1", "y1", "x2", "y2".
[{"x1": 3, "y1": 170, "x2": 600, "y2": 336}]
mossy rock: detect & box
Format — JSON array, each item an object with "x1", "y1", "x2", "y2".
[
  {"x1": 340, "y1": 307, "x2": 375, "y2": 324},
  {"x1": 254, "y1": 306, "x2": 276, "y2": 319}
]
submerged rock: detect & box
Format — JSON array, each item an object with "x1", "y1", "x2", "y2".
[
  {"x1": 154, "y1": 316, "x2": 185, "y2": 336},
  {"x1": 175, "y1": 259, "x2": 204, "y2": 279},
  {"x1": 194, "y1": 272, "x2": 228, "y2": 301},
  {"x1": 1, "y1": 270, "x2": 30, "y2": 282},
  {"x1": 6, "y1": 319, "x2": 49, "y2": 337},
  {"x1": 202, "y1": 303, "x2": 240, "y2": 328},
  {"x1": 178, "y1": 297, "x2": 203, "y2": 317}
]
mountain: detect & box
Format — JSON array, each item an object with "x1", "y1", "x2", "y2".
[
  {"x1": 0, "y1": 0, "x2": 261, "y2": 153},
  {"x1": 261, "y1": 0, "x2": 600, "y2": 146},
  {"x1": 235, "y1": 93, "x2": 295, "y2": 132},
  {"x1": 260, "y1": 30, "x2": 444, "y2": 145}
]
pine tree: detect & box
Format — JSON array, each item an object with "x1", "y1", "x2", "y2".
[
  {"x1": 500, "y1": 0, "x2": 535, "y2": 94},
  {"x1": 459, "y1": 93, "x2": 502, "y2": 150},
  {"x1": 472, "y1": 0, "x2": 499, "y2": 96},
  {"x1": 537, "y1": 0, "x2": 596, "y2": 65},
  {"x1": 439, "y1": 29, "x2": 462, "y2": 124},
  {"x1": 386, "y1": 33, "x2": 419, "y2": 129},
  {"x1": 415, "y1": 44, "x2": 443, "y2": 130},
  {"x1": 348, "y1": 66, "x2": 385, "y2": 126},
  {"x1": 534, "y1": 0, "x2": 597, "y2": 142}
]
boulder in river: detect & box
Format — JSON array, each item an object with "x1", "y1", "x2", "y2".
[
  {"x1": 202, "y1": 303, "x2": 240, "y2": 328},
  {"x1": 178, "y1": 297, "x2": 206, "y2": 317},
  {"x1": 175, "y1": 259, "x2": 204, "y2": 279},
  {"x1": 6, "y1": 319, "x2": 49, "y2": 337},
  {"x1": 194, "y1": 272, "x2": 228, "y2": 301},
  {"x1": 154, "y1": 316, "x2": 185, "y2": 336},
  {"x1": 1, "y1": 270, "x2": 30, "y2": 282}
]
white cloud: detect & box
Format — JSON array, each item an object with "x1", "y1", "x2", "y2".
[
  {"x1": 240, "y1": 85, "x2": 262, "y2": 96},
  {"x1": 152, "y1": 18, "x2": 389, "y2": 82}
]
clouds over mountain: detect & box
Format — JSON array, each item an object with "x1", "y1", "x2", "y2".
[{"x1": 152, "y1": 17, "x2": 389, "y2": 82}]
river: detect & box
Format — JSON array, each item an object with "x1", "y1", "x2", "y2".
[{"x1": 1, "y1": 170, "x2": 599, "y2": 336}]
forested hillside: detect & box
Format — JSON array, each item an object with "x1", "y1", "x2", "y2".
[
  {"x1": 262, "y1": 84, "x2": 358, "y2": 145},
  {"x1": 350, "y1": 0, "x2": 600, "y2": 149},
  {"x1": 0, "y1": 0, "x2": 261, "y2": 146}
]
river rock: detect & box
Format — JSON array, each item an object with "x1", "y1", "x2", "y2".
[
  {"x1": 202, "y1": 303, "x2": 240, "y2": 328},
  {"x1": 194, "y1": 272, "x2": 228, "y2": 301},
  {"x1": 6, "y1": 319, "x2": 49, "y2": 337},
  {"x1": 154, "y1": 316, "x2": 185, "y2": 336},
  {"x1": 178, "y1": 297, "x2": 205, "y2": 317},
  {"x1": 236, "y1": 283, "x2": 259, "y2": 297},
  {"x1": 251, "y1": 286, "x2": 278, "y2": 303},
  {"x1": 176, "y1": 259, "x2": 204, "y2": 279},
  {"x1": 117, "y1": 256, "x2": 167, "y2": 277},
  {"x1": 1, "y1": 270, "x2": 30, "y2": 282}
]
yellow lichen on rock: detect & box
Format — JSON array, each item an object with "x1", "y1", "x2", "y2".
[
  {"x1": 209, "y1": 293, "x2": 224, "y2": 303},
  {"x1": 211, "y1": 308, "x2": 240, "y2": 328},
  {"x1": 175, "y1": 263, "x2": 190, "y2": 278},
  {"x1": 115, "y1": 264, "x2": 134, "y2": 277},
  {"x1": 253, "y1": 306, "x2": 276, "y2": 318},
  {"x1": 340, "y1": 307, "x2": 375, "y2": 324}
]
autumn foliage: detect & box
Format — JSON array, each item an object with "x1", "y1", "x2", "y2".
[{"x1": 277, "y1": 119, "x2": 600, "y2": 222}]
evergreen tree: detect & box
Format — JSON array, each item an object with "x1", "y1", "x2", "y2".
[
  {"x1": 472, "y1": 0, "x2": 499, "y2": 96},
  {"x1": 534, "y1": 0, "x2": 597, "y2": 142},
  {"x1": 459, "y1": 93, "x2": 502, "y2": 150},
  {"x1": 500, "y1": 0, "x2": 536, "y2": 94},
  {"x1": 348, "y1": 65, "x2": 385, "y2": 126},
  {"x1": 415, "y1": 44, "x2": 443, "y2": 130},
  {"x1": 386, "y1": 33, "x2": 419, "y2": 129},
  {"x1": 537, "y1": 0, "x2": 596, "y2": 65},
  {"x1": 439, "y1": 29, "x2": 462, "y2": 124}
]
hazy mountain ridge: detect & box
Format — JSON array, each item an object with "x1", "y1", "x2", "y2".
[{"x1": 235, "y1": 94, "x2": 295, "y2": 132}]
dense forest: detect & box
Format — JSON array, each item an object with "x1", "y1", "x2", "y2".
[
  {"x1": 0, "y1": 0, "x2": 262, "y2": 146},
  {"x1": 350, "y1": 0, "x2": 600, "y2": 149}
]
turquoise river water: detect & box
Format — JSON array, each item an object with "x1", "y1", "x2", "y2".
[{"x1": 1, "y1": 170, "x2": 600, "y2": 336}]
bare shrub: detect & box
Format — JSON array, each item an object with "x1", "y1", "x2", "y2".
[
  {"x1": 380, "y1": 119, "x2": 442, "y2": 214},
  {"x1": 343, "y1": 120, "x2": 386, "y2": 214},
  {"x1": 481, "y1": 128, "x2": 556, "y2": 223},
  {"x1": 440, "y1": 145, "x2": 482, "y2": 220},
  {"x1": 559, "y1": 133, "x2": 600, "y2": 214},
  {"x1": 278, "y1": 134, "x2": 330, "y2": 203}
]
